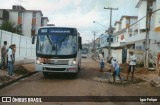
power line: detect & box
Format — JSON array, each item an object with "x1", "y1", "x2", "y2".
[{"x1": 121, "y1": 8, "x2": 160, "y2": 31}]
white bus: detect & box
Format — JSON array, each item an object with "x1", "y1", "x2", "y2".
[{"x1": 32, "y1": 27, "x2": 82, "y2": 77}]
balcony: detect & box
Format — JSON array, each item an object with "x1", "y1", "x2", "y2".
[{"x1": 126, "y1": 31, "x2": 160, "y2": 44}]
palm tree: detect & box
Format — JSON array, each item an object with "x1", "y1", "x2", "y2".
[{"x1": 0, "y1": 20, "x2": 21, "y2": 34}]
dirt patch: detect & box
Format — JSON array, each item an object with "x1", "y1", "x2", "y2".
[
  {"x1": 0, "y1": 76, "x2": 12, "y2": 83},
  {"x1": 120, "y1": 63, "x2": 151, "y2": 75},
  {"x1": 0, "y1": 65, "x2": 30, "y2": 84},
  {"x1": 14, "y1": 65, "x2": 30, "y2": 75}
]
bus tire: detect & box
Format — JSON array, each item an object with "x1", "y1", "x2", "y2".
[
  {"x1": 43, "y1": 72, "x2": 48, "y2": 77},
  {"x1": 78, "y1": 66, "x2": 81, "y2": 71},
  {"x1": 70, "y1": 73, "x2": 77, "y2": 79}
]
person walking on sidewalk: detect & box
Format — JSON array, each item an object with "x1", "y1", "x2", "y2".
[
  {"x1": 110, "y1": 57, "x2": 122, "y2": 83},
  {"x1": 126, "y1": 51, "x2": 137, "y2": 82},
  {"x1": 99, "y1": 52, "x2": 105, "y2": 72},
  {"x1": 1, "y1": 41, "x2": 7, "y2": 69},
  {"x1": 7, "y1": 45, "x2": 14, "y2": 76},
  {"x1": 12, "y1": 44, "x2": 16, "y2": 64}
]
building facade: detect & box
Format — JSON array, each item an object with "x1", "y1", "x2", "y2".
[
  {"x1": 1, "y1": 5, "x2": 49, "y2": 37},
  {"x1": 102, "y1": 0, "x2": 160, "y2": 64}
]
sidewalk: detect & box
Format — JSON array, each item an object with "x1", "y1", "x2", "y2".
[
  {"x1": 0, "y1": 63, "x2": 36, "y2": 89},
  {"x1": 93, "y1": 57, "x2": 160, "y2": 87}
]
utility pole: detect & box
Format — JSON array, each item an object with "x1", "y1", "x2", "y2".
[
  {"x1": 144, "y1": 0, "x2": 152, "y2": 68},
  {"x1": 104, "y1": 7, "x2": 118, "y2": 60},
  {"x1": 91, "y1": 31, "x2": 98, "y2": 57}
]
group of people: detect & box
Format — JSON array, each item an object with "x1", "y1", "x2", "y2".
[
  {"x1": 98, "y1": 50, "x2": 136, "y2": 83},
  {"x1": 1, "y1": 41, "x2": 16, "y2": 76}
]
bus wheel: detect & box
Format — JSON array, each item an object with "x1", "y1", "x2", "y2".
[
  {"x1": 43, "y1": 72, "x2": 48, "y2": 77},
  {"x1": 69, "y1": 73, "x2": 77, "y2": 79}
]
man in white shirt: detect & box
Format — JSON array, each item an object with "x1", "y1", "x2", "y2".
[
  {"x1": 110, "y1": 57, "x2": 122, "y2": 83},
  {"x1": 126, "y1": 51, "x2": 136, "y2": 82},
  {"x1": 7, "y1": 45, "x2": 14, "y2": 76}
]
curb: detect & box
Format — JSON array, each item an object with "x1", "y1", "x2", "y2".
[{"x1": 0, "y1": 72, "x2": 37, "y2": 89}]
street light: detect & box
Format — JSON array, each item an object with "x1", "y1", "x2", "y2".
[{"x1": 93, "y1": 21, "x2": 108, "y2": 29}]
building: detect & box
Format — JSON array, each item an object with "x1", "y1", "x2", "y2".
[
  {"x1": 154, "y1": 0, "x2": 160, "y2": 32},
  {"x1": 41, "y1": 17, "x2": 49, "y2": 27},
  {"x1": 0, "y1": 9, "x2": 9, "y2": 24},
  {"x1": 0, "y1": 5, "x2": 49, "y2": 37},
  {"x1": 125, "y1": 0, "x2": 160, "y2": 64},
  {"x1": 110, "y1": 0, "x2": 160, "y2": 64},
  {"x1": 112, "y1": 16, "x2": 138, "y2": 48}
]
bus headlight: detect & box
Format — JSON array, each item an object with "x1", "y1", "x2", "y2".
[
  {"x1": 72, "y1": 59, "x2": 77, "y2": 65},
  {"x1": 37, "y1": 60, "x2": 41, "y2": 64},
  {"x1": 36, "y1": 58, "x2": 41, "y2": 64}
]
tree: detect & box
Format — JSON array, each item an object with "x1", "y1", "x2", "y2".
[{"x1": 0, "y1": 20, "x2": 21, "y2": 34}]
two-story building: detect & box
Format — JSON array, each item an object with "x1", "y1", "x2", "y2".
[
  {"x1": 112, "y1": 16, "x2": 138, "y2": 48},
  {"x1": 125, "y1": 0, "x2": 160, "y2": 64},
  {"x1": 110, "y1": 16, "x2": 138, "y2": 63},
  {"x1": 0, "y1": 5, "x2": 49, "y2": 37}
]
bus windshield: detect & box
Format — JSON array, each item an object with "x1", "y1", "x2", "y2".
[{"x1": 36, "y1": 28, "x2": 77, "y2": 56}]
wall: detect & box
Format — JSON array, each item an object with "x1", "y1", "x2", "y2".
[
  {"x1": 0, "y1": 29, "x2": 36, "y2": 64},
  {"x1": 9, "y1": 11, "x2": 18, "y2": 26},
  {"x1": 137, "y1": 1, "x2": 147, "y2": 29},
  {"x1": 121, "y1": 17, "x2": 127, "y2": 29},
  {"x1": 36, "y1": 12, "x2": 42, "y2": 35},
  {"x1": 112, "y1": 49, "x2": 122, "y2": 64},
  {"x1": 23, "y1": 12, "x2": 32, "y2": 37},
  {"x1": 155, "y1": 0, "x2": 160, "y2": 28}
]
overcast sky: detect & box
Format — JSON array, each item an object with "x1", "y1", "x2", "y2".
[{"x1": 0, "y1": 0, "x2": 139, "y2": 43}]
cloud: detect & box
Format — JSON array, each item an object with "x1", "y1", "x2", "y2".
[{"x1": 0, "y1": 0, "x2": 138, "y2": 43}]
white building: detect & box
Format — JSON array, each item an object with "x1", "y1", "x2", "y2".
[
  {"x1": 117, "y1": 0, "x2": 160, "y2": 63},
  {"x1": 1, "y1": 5, "x2": 49, "y2": 37},
  {"x1": 112, "y1": 16, "x2": 138, "y2": 48}
]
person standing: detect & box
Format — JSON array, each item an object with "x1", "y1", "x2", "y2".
[
  {"x1": 110, "y1": 57, "x2": 122, "y2": 83},
  {"x1": 99, "y1": 52, "x2": 105, "y2": 72},
  {"x1": 7, "y1": 45, "x2": 14, "y2": 76},
  {"x1": 12, "y1": 44, "x2": 16, "y2": 63},
  {"x1": 126, "y1": 51, "x2": 137, "y2": 82},
  {"x1": 1, "y1": 41, "x2": 7, "y2": 69}
]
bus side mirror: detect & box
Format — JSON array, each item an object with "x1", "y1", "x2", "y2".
[
  {"x1": 78, "y1": 37, "x2": 82, "y2": 49},
  {"x1": 32, "y1": 35, "x2": 36, "y2": 44}
]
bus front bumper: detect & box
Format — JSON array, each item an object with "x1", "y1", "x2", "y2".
[{"x1": 35, "y1": 64, "x2": 78, "y2": 73}]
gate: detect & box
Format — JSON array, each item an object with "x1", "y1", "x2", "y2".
[{"x1": 122, "y1": 48, "x2": 127, "y2": 63}]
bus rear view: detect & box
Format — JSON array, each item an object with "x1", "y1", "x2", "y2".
[{"x1": 33, "y1": 27, "x2": 82, "y2": 77}]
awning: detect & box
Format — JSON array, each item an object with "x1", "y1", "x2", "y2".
[{"x1": 154, "y1": 26, "x2": 160, "y2": 32}]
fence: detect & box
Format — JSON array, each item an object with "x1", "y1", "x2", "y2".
[{"x1": 0, "y1": 29, "x2": 36, "y2": 64}]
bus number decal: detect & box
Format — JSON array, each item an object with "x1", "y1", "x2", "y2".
[{"x1": 41, "y1": 29, "x2": 47, "y2": 33}]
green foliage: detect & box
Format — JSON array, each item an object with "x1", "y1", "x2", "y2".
[
  {"x1": 149, "y1": 62, "x2": 153, "y2": 68},
  {"x1": 0, "y1": 20, "x2": 21, "y2": 34},
  {"x1": 137, "y1": 62, "x2": 144, "y2": 67}
]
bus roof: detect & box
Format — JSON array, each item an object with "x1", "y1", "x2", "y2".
[{"x1": 38, "y1": 26, "x2": 77, "y2": 30}]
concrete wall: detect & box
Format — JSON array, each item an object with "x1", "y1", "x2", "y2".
[
  {"x1": 112, "y1": 49, "x2": 122, "y2": 64},
  {"x1": 121, "y1": 17, "x2": 127, "y2": 29},
  {"x1": 0, "y1": 29, "x2": 36, "y2": 64},
  {"x1": 23, "y1": 12, "x2": 32, "y2": 37},
  {"x1": 155, "y1": 0, "x2": 160, "y2": 28},
  {"x1": 36, "y1": 12, "x2": 42, "y2": 34},
  {"x1": 137, "y1": 1, "x2": 147, "y2": 29},
  {"x1": 9, "y1": 11, "x2": 18, "y2": 25}
]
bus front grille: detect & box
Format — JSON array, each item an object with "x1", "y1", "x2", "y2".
[{"x1": 44, "y1": 67, "x2": 66, "y2": 71}]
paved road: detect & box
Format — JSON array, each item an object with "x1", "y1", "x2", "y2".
[{"x1": 0, "y1": 58, "x2": 160, "y2": 105}]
